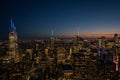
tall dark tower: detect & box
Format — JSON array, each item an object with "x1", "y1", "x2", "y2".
[{"x1": 9, "y1": 18, "x2": 19, "y2": 62}]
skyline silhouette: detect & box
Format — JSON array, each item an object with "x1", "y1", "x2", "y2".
[{"x1": 0, "y1": 0, "x2": 120, "y2": 39}]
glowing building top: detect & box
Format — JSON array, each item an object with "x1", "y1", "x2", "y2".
[
  {"x1": 51, "y1": 29, "x2": 54, "y2": 40},
  {"x1": 9, "y1": 18, "x2": 16, "y2": 33}
]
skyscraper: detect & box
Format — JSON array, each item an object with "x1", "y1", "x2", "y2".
[
  {"x1": 50, "y1": 30, "x2": 55, "y2": 49},
  {"x1": 9, "y1": 18, "x2": 19, "y2": 62},
  {"x1": 51, "y1": 29, "x2": 54, "y2": 40}
]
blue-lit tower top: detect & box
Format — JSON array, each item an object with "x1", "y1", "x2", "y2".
[
  {"x1": 51, "y1": 29, "x2": 54, "y2": 40},
  {"x1": 9, "y1": 18, "x2": 16, "y2": 33}
]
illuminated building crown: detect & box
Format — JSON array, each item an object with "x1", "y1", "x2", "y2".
[
  {"x1": 9, "y1": 18, "x2": 16, "y2": 32},
  {"x1": 51, "y1": 29, "x2": 54, "y2": 40}
]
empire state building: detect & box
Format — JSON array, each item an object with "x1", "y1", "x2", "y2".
[{"x1": 8, "y1": 18, "x2": 19, "y2": 62}]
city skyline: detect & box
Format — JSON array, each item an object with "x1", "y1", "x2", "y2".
[
  {"x1": 0, "y1": 1, "x2": 120, "y2": 79},
  {"x1": 0, "y1": 0, "x2": 120, "y2": 39}
]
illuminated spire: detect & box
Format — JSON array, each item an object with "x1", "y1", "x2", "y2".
[
  {"x1": 51, "y1": 29, "x2": 54, "y2": 40},
  {"x1": 10, "y1": 18, "x2": 16, "y2": 32}
]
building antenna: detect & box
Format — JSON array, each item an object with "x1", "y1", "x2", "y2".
[
  {"x1": 77, "y1": 27, "x2": 79, "y2": 36},
  {"x1": 51, "y1": 29, "x2": 54, "y2": 36}
]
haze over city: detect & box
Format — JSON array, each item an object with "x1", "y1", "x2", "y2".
[{"x1": 0, "y1": 0, "x2": 120, "y2": 39}]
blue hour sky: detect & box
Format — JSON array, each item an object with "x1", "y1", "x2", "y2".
[{"x1": 0, "y1": 0, "x2": 120, "y2": 39}]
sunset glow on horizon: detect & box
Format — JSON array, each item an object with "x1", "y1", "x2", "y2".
[{"x1": 0, "y1": 0, "x2": 120, "y2": 39}]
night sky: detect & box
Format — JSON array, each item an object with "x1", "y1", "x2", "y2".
[{"x1": 0, "y1": 0, "x2": 120, "y2": 39}]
